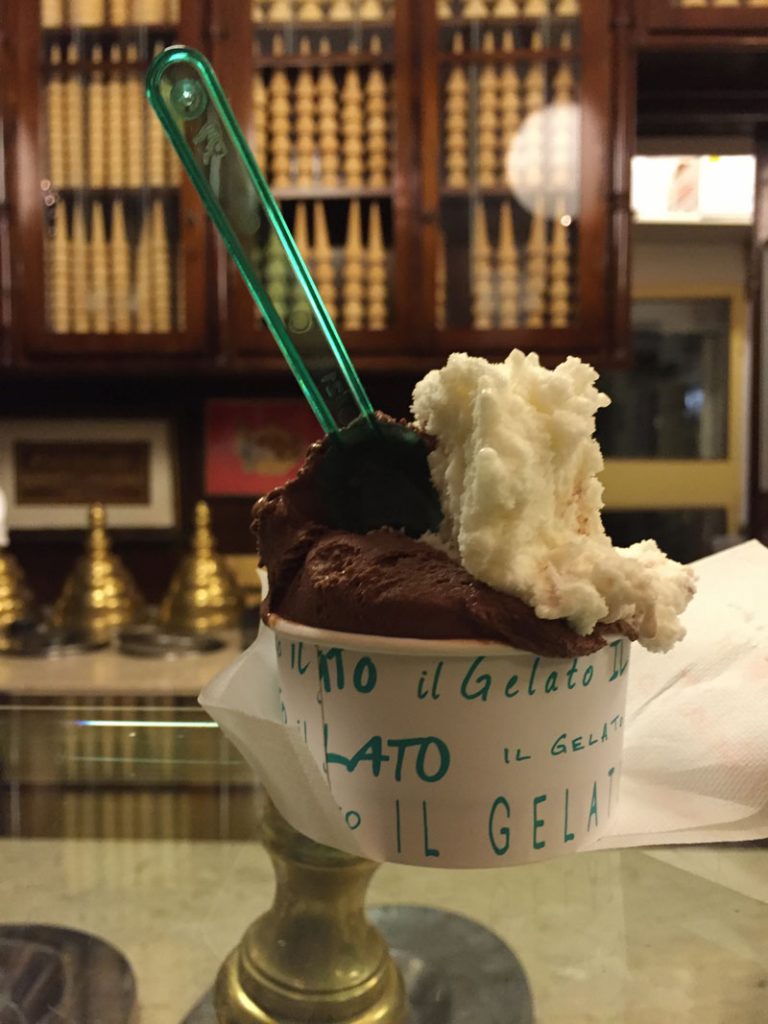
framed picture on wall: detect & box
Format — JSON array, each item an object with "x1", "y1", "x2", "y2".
[
  {"x1": 0, "y1": 419, "x2": 177, "y2": 530},
  {"x1": 205, "y1": 399, "x2": 322, "y2": 497}
]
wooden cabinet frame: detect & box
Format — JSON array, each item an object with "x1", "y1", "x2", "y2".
[
  {"x1": 6, "y1": 0, "x2": 212, "y2": 363},
  {"x1": 417, "y1": 0, "x2": 626, "y2": 360},
  {"x1": 636, "y1": 1, "x2": 768, "y2": 41},
  {"x1": 213, "y1": 0, "x2": 424, "y2": 363}
]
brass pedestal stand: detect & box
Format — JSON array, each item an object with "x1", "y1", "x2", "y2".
[
  {"x1": 185, "y1": 798, "x2": 533, "y2": 1024},
  {"x1": 215, "y1": 797, "x2": 405, "y2": 1024}
]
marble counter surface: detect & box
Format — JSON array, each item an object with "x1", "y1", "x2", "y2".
[
  {"x1": 1, "y1": 837, "x2": 765, "y2": 1024},
  {"x1": 0, "y1": 557, "x2": 265, "y2": 699}
]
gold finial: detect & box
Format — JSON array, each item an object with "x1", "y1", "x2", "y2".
[
  {"x1": 52, "y1": 502, "x2": 147, "y2": 644},
  {"x1": 192, "y1": 499, "x2": 214, "y2": 557},
  {"x1": 0, "y1": 550, "x2": 37, "y2": 650},
  {"x1": 158, "y1": 501, "x2": 245, "y2": 634},
  {"x1": 88, "y1": 501, "x2": 110, "y2": 557}
]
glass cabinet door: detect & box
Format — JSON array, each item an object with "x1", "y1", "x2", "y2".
[
  {"x1": 221, "y1": 0, "x2": 417, "y2": 358},
  {"x1": 419, "y1": 0, "x2": 619, "y2": 357},
  {"x1": 599, "y1": 292, "x2": 747, "y2": 550},
  {"x1": 9, "y1": 0, "x2": 209, "y2": 358}
]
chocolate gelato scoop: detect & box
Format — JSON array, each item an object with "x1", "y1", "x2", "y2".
[{"x1": 254, "y1": 421, "x2": 628, "y2": 657}]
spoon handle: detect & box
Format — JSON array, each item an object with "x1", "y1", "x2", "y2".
[{"x1": 146, "y1": 46, "x2": 375, "y2": 435}]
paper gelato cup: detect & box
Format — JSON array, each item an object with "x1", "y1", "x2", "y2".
[{"x1": 268, "y1": 616, "x2": 631, "y2": 869}]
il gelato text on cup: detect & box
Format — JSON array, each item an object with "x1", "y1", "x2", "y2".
[{"x1": 272, "y1": 622, "x2": 631, "y2": 869}]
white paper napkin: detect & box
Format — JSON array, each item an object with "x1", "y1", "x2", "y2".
[
  {"x1": 597, "y1": 539, "x2": 768, "y2": 847},
  {"x1": 200, "y1": 540, "x2": 768, "y2": 859}
]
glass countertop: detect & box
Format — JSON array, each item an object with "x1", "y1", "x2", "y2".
[{"x1": 1, "y1": 699, "x2": 766, "y2": 1023}]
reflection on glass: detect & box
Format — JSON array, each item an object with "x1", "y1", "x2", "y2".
[
  {"x1": 0, "y1": 701, "x2": 257, "y2": 840},
  {"x1": 598, "y1": 299, "x2": 730, "y2": 460},
  {"x1": 437, "y1": 13, "x2": 582, "y2": 330}
]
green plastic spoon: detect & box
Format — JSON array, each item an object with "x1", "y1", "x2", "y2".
[{"x1": 146, "y1": 46, "x2": 440, "y2": 537}]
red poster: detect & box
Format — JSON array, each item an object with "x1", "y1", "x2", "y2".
[{"x1": 205, "y1": 399, "x2": 322, "y2": 496}]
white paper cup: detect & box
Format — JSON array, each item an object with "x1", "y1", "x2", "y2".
[{"x1": 269, "y1": 617, "x2": 631, "y2": 869}]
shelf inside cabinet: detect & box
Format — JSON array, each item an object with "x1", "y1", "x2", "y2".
[
  {"x1": 42, "y1": 57, "x2": 172, "y2": 73},
  {"x1": 439, "y1": 43, "x2": 580, "y2": 60},
  {"x1": 54, "y1": 186, "x2": 180, "y2": 201},
  {"x1": 252, "y1": 51, "x2": 393, "y2": 68},
  {"x1": 42, "y1": 24, "x2": 178, "y2": 43},
  {"x1": 438, "y1": 15, "x2": 580, "y2": 27},
  {"x1": 252, "y1": 19, "x2": 393, "y2": 31},
  {"x1": 272, "y1": 187, "x2": 391, "y2": 200},
  {"x1": 442, "y1": 187, "x2": 522, "y2": 199}
]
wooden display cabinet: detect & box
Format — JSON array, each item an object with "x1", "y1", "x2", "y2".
[
  {"x1": 418, "y1": 0, "x2": 624, "y2": 360},
  {"x1": 218, "y1": 0, "x2": 630, "y2": 365},
  {"x1": 3, "y1": 0, "x2": 631, "y2": 370},
  {"x1": 213, "y1": 0, "x2": 421, "y2": 363},
  {"x1": 5, "y1": 0, "x2": 212, "y2": 362}
]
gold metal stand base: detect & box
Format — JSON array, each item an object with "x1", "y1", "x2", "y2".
[
  {"x1": 213, "y1": 796, "x2": 406, "y2": 1024},
  {"x1": 214, "y1": 944, "x2": 403, "y2": 1024},
  {"x1": 185, "y1": 905, "x2": 534, "y2": 1024},
  {"x1": 185, "y1": 796, "x2": 533, "y2": 1024}
]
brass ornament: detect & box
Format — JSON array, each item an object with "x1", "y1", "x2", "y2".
[
  {"x1": 215, "y1": 795, "x2": 406, "y2": 1024},
  {"x1": 52, "y1": 502, "x2": 146, "y2": 643},
  {"x1": 158, "y1": 501, "x2": 244, "y2": 634},
  {"x1": 0, "y1": 550, "x2": 36, "y2": 650}
]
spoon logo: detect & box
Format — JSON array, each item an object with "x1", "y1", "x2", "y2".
[{"x1": 192, "y1": 121, "x2": 228, "y2": 167}]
